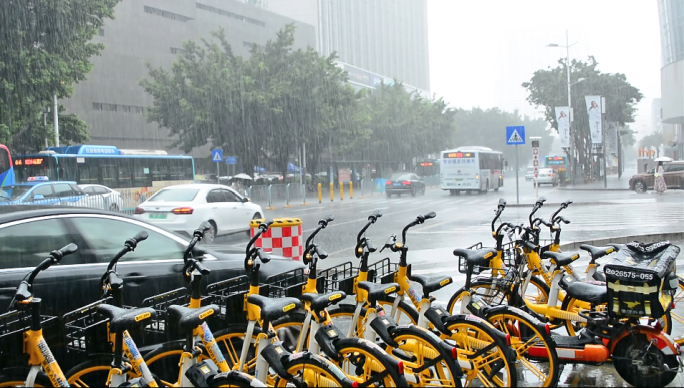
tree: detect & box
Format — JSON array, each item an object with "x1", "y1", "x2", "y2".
[
  {"x1": 0, "y1": 0, "x2": 120, "y2": 149},
  {"x1": 640, "y1": 130, "x2": 663, "y2": 157},
  {"x1": 141, "y1": 24, "x2": 359, "y2": 179},
  {"x1": 522, "y1": 57, "x2": 642, "y2": 174},
  {"x1": 453, "y1": 108, "x2": 554, "y2": 167}
]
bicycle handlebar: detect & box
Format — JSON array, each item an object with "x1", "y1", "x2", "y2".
[
  {"x1": 491, "y1": 198, "x2": 507, "y2": 232},
  {"x1": 528, "y1": 196, "x2": 547, "y2": 226},
  {"x1": 401, "y1": 212, "x2": 436, "y2": 244},
  {"x1": 11, "y1": 243, "x2": 78, "y2": 309},
  {"x1": 305, "y1": 215, "x2": 334, "y2": 251},
  {"x1": 107, "y1": 231, "x2": 149, "y2": 272},
  {"x1": 357, "y1": 210, "x2": 383, "y2": 244},
  {"x1": 245, "y1": 219, "x2": 274, "y2": 271}
]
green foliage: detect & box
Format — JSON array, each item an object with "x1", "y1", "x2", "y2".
[
  {"x1": 453, "y1": 108, "x2": 554, "y2": 166},
  {"x1": 640, "y1": 131, "x2": 663, "y2": 151},
  {"x1": 0, "y1": 0, "x2": 120, "y2": 148},
  {"x1": 142, "y1": 25, "x2": 456, "y2": 176},
  {"x1": 522, "y1": 57, "x2": 642, "y2": 170}
]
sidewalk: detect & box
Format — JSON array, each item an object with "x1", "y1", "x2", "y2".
[{"x1": 557, "y1": 173, "x2": 630, "y2": 191}]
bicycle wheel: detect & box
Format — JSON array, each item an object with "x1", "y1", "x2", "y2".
[
  {"x1": 382, "y1": 326, "x2": 463, "y2": 387},
  {"x1": 66, "y1": 356, "x2": 122, "y2": 387},
  {"x1": 444, "y1": 316, "x2": 517, "y2": 388},
  {"x1": 327, "y1": 299, "x2": 418, "y2": 338},
  {"x1": 333, "y1": 337, "x2": 408, "y2": 387},
  {"x1": 209, "y1": 371, "x2": 267, "y2": 387},
  {"x1": 446, "y1": 280, "x2": 513, "y2": 316},
  {"x1": 0, "y1": 368, "x2": 53, "y2": 387},
  {"x1": 485, "y1": 309, "x2": 559, "y2": 387}
]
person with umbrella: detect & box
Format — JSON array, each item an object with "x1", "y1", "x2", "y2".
[{"x1": 655, "y1": 160, "x2": 668, "y2": 195}]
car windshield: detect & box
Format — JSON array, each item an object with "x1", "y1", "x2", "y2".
[
  {"x1": 391, "y1": 174, "x2": 412, "y2": 181},
  {"x1": 0, "y1": 185, "x2": 32, "y2": 201},
  {"x1": 147, "y1": 188, "x2": 199, "y2": 202}
]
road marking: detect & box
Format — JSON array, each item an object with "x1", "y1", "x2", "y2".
[{"x1": 358, "y1": 206, "x2": 389, "y2": 213}]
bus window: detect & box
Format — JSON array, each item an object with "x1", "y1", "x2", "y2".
[
  {"x1": 131, "y1": 158, "x2": 153, "y2": 187},
  {"x1": 78, "y1": 162, "x2": 100, "y2": 185},
  {"x1": 102, "y1": 163, "x2": 118, "y2": 188}
]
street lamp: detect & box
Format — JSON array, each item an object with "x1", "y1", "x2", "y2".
[{"x1": 547, "y1": 30, "x2": 582, "y2": 185}]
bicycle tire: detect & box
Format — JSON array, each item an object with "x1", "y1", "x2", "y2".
[
  {"x1": 326, "y1": 299, "x2": 418, "y2": 337},
  {"x1": 485, "y1": 307, "x2": 559, "y2": 387},
  {"x1": 66, "y1": 355, "x2": 122, "y2": 387},
  {"x1": 444, "y1": 315, "x2": 517, "y2": 388},
  {"x1": 272, "y1": 352, "x2": 355, "y2": 387},
  {"x1": 446, "y1": 280, "x2": 512, "y2": 316},
  {"x1": 0, "y1": 368, "x2": 53, "y2": 388},
  {"x1": 209, "y1": 370, "x2": 267, "y2": 387}
]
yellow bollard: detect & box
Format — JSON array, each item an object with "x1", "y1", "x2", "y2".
[
  {"x1": 340, "y1": 182, "x2": 344, "y2": 201},
  {"x1": 349, "y1": 181, "x2": 353, "y2": 199},
  {"x1": 330, "y1": 182, "x2": 334, "y2": 202},
  {"x1": 318, "y1": 183, "x2": 322, "y2": 203}
]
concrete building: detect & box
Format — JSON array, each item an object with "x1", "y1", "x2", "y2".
[
  {"x1": 658, "y1": 0, "x2": 684, "y2": 160},
  {"x1": 61, "y1": 0, "x2": 315, "y2": 155},
  {"x1": 266, "y1": 0, "x2": 430, "y2": 93}
]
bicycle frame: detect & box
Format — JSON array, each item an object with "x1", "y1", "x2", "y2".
[{"x1": 20, "y1": 299, "x2": 68, "y2": 388}]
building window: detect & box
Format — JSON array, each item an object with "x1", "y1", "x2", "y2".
[
  {"x1": 144, "y1": 6, "x2": 193, "y2": 22},
  {"x1": 93, "y1": 102, "x2": 146, "y2": 115},
  {"x1": 196, "y1": 3, "x2": 265, "y2": 27},
  {"x1": 170, "y1": 47, "x2": 187, "y2": 55}
]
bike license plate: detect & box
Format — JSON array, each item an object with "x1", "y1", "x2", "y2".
[{"x1": 149, "y1": 213, "x2": 167, "y2": 220}]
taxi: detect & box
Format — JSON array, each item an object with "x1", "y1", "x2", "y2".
[{"x1": 0, "y1": 176, "x2": 87, "y2": 205}]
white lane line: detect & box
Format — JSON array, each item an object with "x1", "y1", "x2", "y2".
[{"x1": 359, "y1": 206, "x2": 389, "y2": 213}]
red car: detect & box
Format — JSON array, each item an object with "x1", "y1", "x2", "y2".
[{"x1": 629, "y1": 161, "x2": 684, "y2": 193}]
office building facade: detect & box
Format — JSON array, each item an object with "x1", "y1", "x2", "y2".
[
  {"x1": 61, "y1": 0, "x2": 315, "y2": 155},
  {"x1": 658, "y1": 0, "x2": 684, "y2": 159},
  {"x1": 267, "y1": 0, "x2": 430, "y2": 93}
]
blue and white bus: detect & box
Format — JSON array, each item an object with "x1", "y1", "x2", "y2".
[
  {"x1": 440, "y1": 146, "x2": 504, "y2": 195},
  {"x1": 14, "y1": 145, "x2": 195, "y2": 209}
]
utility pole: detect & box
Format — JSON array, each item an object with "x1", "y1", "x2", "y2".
[{"x1": 53, "y1": 94, "x2": 60, "y2": 147}]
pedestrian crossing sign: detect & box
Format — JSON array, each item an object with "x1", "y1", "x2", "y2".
[
  {"x1": 506, "y1": 126, "x2": 525, "y2": 145},
  {"x1": 212, "y1": 149, "x2": 223, "y2": 162}
]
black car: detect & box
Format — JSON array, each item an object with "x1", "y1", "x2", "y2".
[
  {"x1": 385, "y1": 173, "x2": 426, "y2": 198},
  {"x1": 0, "y1": 206, "x2": 303, "y2": 317}
]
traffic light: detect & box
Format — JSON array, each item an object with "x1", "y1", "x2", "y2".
[{"x1": 532, "y1": 140, "x2": 539, "y2": 148}]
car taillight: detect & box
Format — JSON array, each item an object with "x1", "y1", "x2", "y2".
[
  {"x1": 550, "y1": 173, "x2": 554, "y2": 177},
  {"x1": 172, "y1": 207, "x2": 194, "y2": 215},
  {"x1": 134, "y1": 207, "x2": 146, "y2": 214},
  {"x1": 402, "y1": 181, "x2": 411, "y2": 185},
  {"x1": 386, "y1": 181, "x2": 392, "y2": 185}
]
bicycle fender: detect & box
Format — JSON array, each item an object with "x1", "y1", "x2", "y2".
[
  {"x1": 610, "y1": 325, "x2": 680, "y2": 357},
  {"x1": 185, "y1": 359, "x2": 220, "y2": 387},
  {"x1": 487, "y1": 305, "x2": 551, "y2": 339},
  {"x1": 335, "y1": 337, "x2": 406, "y2": 377},
  {"x1": 314, "y1": 323, "x2": 346, "y2": 362},
  {"x1": 444, "y1": 314, "x2": 512, "y2": 348},
  {"x1": 423, "y1": 305, "x2": 450, "y2": 335},
  {"x1": 370, "y1": 315, "x2": 399, "y2": 347},
  {"x1": 391, "y1": 324, "x2": 463, "y2": 377},
  {"x1": 261, "y1": 341, "x2": 293, "y2": 379}
]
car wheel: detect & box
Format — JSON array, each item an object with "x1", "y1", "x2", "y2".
[
  {"x1": 248, "y1": 213, "x2": 262, "y2": 236},
  {"x1": 411, "y1": 188, "x2": 416, "y2": 197},
  {"x1": 422, "y1": 186, "x2": 426, "y2": 195},
  {"x1": 205, "y1": 221, "x2": 216, "y2": 243},
  {"x1": 109, "y1": 203, "x2": 119, "y2": 212},
  {"x1": 634, "y1": 180, "x2": 647, "y2": 194},
  {"x1": 386, "y1": 192, "x2": 391, "y2": 198}
]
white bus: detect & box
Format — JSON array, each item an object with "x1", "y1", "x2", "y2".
[{"x1": 440, "y1": 147, "x2": 504, "y2": 195}]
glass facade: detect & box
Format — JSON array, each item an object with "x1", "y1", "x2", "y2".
[{"x1": 659, "y1": 0, "x2": 684, "y2": 67}]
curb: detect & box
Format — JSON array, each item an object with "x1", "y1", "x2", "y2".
[
  {"x1": 506, "y1": 202, "x2": 612, "y2": 208},
  {"x1": 557, "y1": 187, "x2": 630, "y2": 191},
  {"x1": 560, "y1": 231, "x2": 684, "y2": 251}
]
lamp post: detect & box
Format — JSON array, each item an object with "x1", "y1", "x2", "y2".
[{"x1": 547, "y1": 30, "x2": 584, "y2": 186}]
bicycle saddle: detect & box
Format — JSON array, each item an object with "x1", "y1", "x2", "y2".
[
  {"x1": 301, "y1": 291, "x2": 346, "y2": 314},
  {"x1": 558, "y1": 276, "x2": 607, "y2": 305},
  {"x1": 247, "y1": 294, "x2": 302, "y2": 324},
  {"x1": 409, "y1": 274, "x2": 452, "y2": 297},
  {"x1": 167, "y1": 304, "x2": 219, "y2": 334},
  {"x1": 453, "y1": 248, "x2": 497, "y2": 268},
  {"x1": 97, "y1": 304, "x2": 156, "y2": 334},
  {"x1": 541, "y1": 251, "x2": 580, "y2": 268},
  {"x1": 579, "y1": 244, "x2": 615, "y2": 262},
  {"x1": 357, "y1": 281, "x2": 398, "y2": 306}
]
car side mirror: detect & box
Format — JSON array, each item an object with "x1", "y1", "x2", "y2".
[
  {"x1": 242, "y1": 197, "x2": 250, "y2": 203},
  {"x1": 33, "y1": 194, "x2": 45, "y2": 200}
]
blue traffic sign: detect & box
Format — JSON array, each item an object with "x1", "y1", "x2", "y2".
[
  {"x1": 506, "y1": 126, "x2": 525, "y2": 145},
  {"x1": 211, "y1": 149, "x2": 223, "y2": 162},
  {"x1": 225, "y1": 156, "x2": 237, "y2": 165}
]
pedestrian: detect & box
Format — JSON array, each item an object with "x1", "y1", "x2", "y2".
[{"x1": 655, "y1": 161, "x2": 667, "y2": 195}]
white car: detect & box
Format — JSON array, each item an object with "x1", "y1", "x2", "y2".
[
  {"x1": 79, "y1": 184, "x2": 124, "y2": 212},
  {"x1": 525, "y1": 167, "x2": 535, "y2": 181},
  {"x1": 533, "y1": 168, "x2": 559, "y2": 187},
  {"x1": 133, "y1": 184, "x2": 263, "y2": 243}
]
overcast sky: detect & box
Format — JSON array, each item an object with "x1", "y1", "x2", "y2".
[{"x1": 427, "y1": 0, "x2": 661, "y2": 138}]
